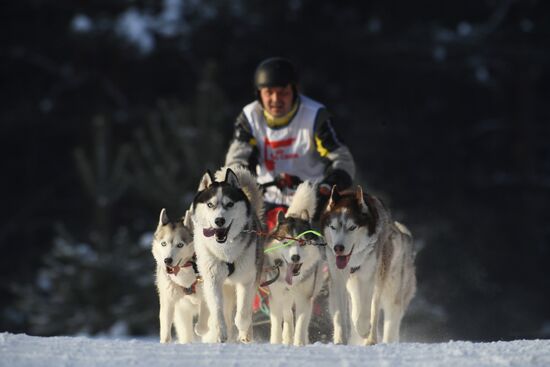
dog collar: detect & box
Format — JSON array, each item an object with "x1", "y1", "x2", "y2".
[
  {"x1": 182, "y1": 280, "x2": 198, "y2": 295},
  {"x1": 350, "y1": 266, "x2": 361, "y2": 274}
]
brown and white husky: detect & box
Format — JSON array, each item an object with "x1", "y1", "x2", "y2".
[{"x1": 321, "y1": 186, "x2": 416, "y2": 345}]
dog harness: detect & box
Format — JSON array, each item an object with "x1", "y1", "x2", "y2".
[
  {"x1": 180, "y1": 255, "x2": 200, "y2": 295},
  {"x1": 226, "y1": 262, "x2": 235, "y2": 277}
]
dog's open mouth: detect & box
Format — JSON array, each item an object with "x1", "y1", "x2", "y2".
[
  {"x1": 285, "y1": 262, "x2": 303, "y2": 285},
  {"x1": 336, "y1": 246, "x2": 354, "y2": 270},
  {"x1": 166, "y1": 265, "x2": 180, "y2": 276},
  {"x1": 203, "y1": 222, "x2": 232, "y2": 244}
]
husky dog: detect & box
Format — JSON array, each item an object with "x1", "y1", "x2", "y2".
[
  {"x1": 321, "y1": 186, "x2": 416, "y2": 345},
  {"x1": 152, "y1": 209, "x2": 209, "y2": 343},
  {"x1": 192, "y1": 167, "x2": 264, "y2": 343},
  {"x1": 265, "y1": 181, "x2": 324, "y2": 346}
]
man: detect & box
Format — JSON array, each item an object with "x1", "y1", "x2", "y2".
[{"x1": 225, "y1": 57, "x2": 355, "y2": 225}]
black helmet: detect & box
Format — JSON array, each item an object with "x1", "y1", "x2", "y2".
[{"x1": 254, "y1": 57, "x2": 298, "y2": 89}]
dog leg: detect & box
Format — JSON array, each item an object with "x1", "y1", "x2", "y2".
[
  {"x1": 234, "y1": 281, "x2": 255, "y2": 343},
  {"x1": 365, "y1": 282, "x2": 382, "y2": 346},
  {"x1": 159, "y1": 296, "x2": 175, "y2": 343},
  {"x1": 293, "y1": 294, "x2": 313, "y2": 346},
  {"x1": 202, "y1": 270, "x2": 227, "y2": 343},
  {"x1": 282, "y1": 302, "x2": 294, "y2": 345},
  {"x1": 382, "y1": 297, "x2": 404, "y2": 343},
  {"x1": 347, "y1": 276, "x2": 373, "y2": 340},
  {"x1": 269, "y1": 287, "x2": 284, "y2": 344},
  {"x1": 174, "y1": 302, "x2": 194, "y2": 344},
  {"x1": 223, "y1": 284, "x2": 236, "y2": 342},
  {"x1": 195, "y1": 298, "x2": 209, "y2": 337},
  {"x1": 327, "y1": 264, "x2": 349, "y2": 344}
]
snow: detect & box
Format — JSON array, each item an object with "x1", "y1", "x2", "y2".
[{"x1": 1, "y1": 333, "x2": 549, "y2": 367}]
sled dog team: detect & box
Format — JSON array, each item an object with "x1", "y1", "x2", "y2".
[{"x1": 152, "y1": 166, "x2": 416, "y2": 346}]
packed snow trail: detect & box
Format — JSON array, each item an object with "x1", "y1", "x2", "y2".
[{"x1": 1, "y1": 333, "x2": 549, "y2": 367}]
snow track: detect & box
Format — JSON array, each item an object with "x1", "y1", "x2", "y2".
[{"x1": 1, "y1": 333, "x2": 549, "y2": 367}]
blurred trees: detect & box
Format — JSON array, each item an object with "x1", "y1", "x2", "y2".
[{"x1": 1, "y1": 0, "x2": 549, "y2": 340}]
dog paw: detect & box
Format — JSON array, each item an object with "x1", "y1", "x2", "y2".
[
  {"x1": 202, "y1": 331, "x2": 219, "y2": 344},
  {"x1": 355, "y1": 321, "x2": 371, "y2": 339},
  {"x1": 194, "y1": 324, "x2": 208, "y2": 337},
  {"x1": 238, "y1": 332, "x2": 251, "y2": 344},
  {"x1": 365, "y1": 337, "x2": 377, "y2": 346}
]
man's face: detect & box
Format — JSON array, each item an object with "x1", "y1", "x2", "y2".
[{"x1": 259, "y1": 85, "x2": 294, "y2": 117}]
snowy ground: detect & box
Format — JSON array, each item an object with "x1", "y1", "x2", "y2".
[{"x1": 1, "y1": 333, "x2": 549, "y2": 367}]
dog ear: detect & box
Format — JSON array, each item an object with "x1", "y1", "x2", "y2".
[
  {"x1": 327, "y1": 185, "x2": 340, "y2": 210},
  {"x1": 198, "y1": 170, "x2": 214, "y2": 191},
  {"x1": 224, "y1": 168, "x2": 240, "y2": 187},
  {"x1": 182, "y1": 209, "x2": 193, "y2": 230},
  {"x1": 300, "y1": 209, "x2": 310, "y2": 222},
  {"x1": 158, "y1": 208, "x2": 170, "y2": 227},
  {"x1": 355, "y1": 185, "x2": 368, "y2": 213}
]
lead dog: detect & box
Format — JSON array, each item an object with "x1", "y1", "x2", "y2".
[
  {"x1": 265, "y1": 181, "x2": 324, "y2": 346},
  {"x1": 192, "y1": 167, "x2": 264, "y2": 343},
  {"x1": 152, "y1": 209, "x2": 208, "y2": 343},
  {"x1": 321, "y1": 186, "x2": 416, "y2": 345}
]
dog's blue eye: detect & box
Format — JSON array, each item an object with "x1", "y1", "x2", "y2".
[
  {"x1": 226, "y1": 202, "x2": 234, "y2": 208},
  {"x1": 207, "y1": 202, "x2": 214, "y2": 208},
  {"x1": 161, "y1": 241, "x2": 167, "y2": 247},
  {"x1": 330, "y1": 225, "x2": 336, "y2": 230},
  {"x1": 177, "y1": 242, "x2": 184, "y2": 248},
  {"x1": 349, "y1": 225, "x2": 357, "y2": 231}
]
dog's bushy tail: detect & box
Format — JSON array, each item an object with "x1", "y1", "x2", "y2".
[
  {"x1": 215, "y1": 166, "x2": 264, "y2": 221},
  {"x1": 286, "y1": 181, "x2": 317, "y2": 220}
]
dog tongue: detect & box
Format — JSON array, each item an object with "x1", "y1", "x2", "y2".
[
  {"x1": 285, "y1": 264, "x2": 295, "y2": 285},
  {"x1": 203, "y1": 228, "x2": 216, "y2": 237},
  {"x1": 336, "y1": 255, "x2": 349, "y2": 269}
]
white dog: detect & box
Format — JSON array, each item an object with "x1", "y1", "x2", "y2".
[
  {"x1": 264, "y1": 181, "x2": 324, "y2": 346},
  {"x1": 192, "y1": 167, "x2": 264, "y2": 343},
  {"x1": 152, "y1": 209, "x2": 208, "y2": 343},
  {"x1": 321, "y1": 186, "x2": 416, "y2": 345}
]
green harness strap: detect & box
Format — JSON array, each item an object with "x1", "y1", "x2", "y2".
[{"x1": 263, "y1": 230, "x2": 324, "y2": 253}]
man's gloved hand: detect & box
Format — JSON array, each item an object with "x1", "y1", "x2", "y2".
[
  {"x1": 318, "y1": 183, "x2": 332, "y2": 196},
  {"x1": 274, "y1": 173, "x2": 302, "y2": 190}
]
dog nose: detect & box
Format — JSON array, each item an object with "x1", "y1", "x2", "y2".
[
  {"x1": 164, "y1": 257, "x2": 173, "y2": 265},
  {"x1": 333, "y1": 244, "x2": 345, "y2": 255},
  {"x1": 291, "y1": 254, "x2": 301, "y2": 263},
  {"x1": 215, "y1": 217, "x2": 225, "y2": 227}
]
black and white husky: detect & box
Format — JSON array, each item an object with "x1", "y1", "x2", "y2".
[
  {"x1": 152, "y1": 209, "x2": 208, "y2": 343},
  {"x1": 264, "y1": 181, "x2": 324, "y2": 346},
  {"x1": 192, "y1": 167, "x2": 264, "y2": 343},
  {"x1": 321, "y1": 186, "x2": 416, "y2": 345}
]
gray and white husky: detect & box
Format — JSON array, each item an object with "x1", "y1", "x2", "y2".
[
  {"x1": 321, "y1": 186, "x2": 416, "y2": 345},
  {"x1": 152, "y1": 209, "x2": 209, "y2": 343},
  {"x1": 264, "y1": 181, "x2": 324, "y2": 346},
  {"x1": 192, "y1": 167, "x2": 264, "y2": 343}
]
